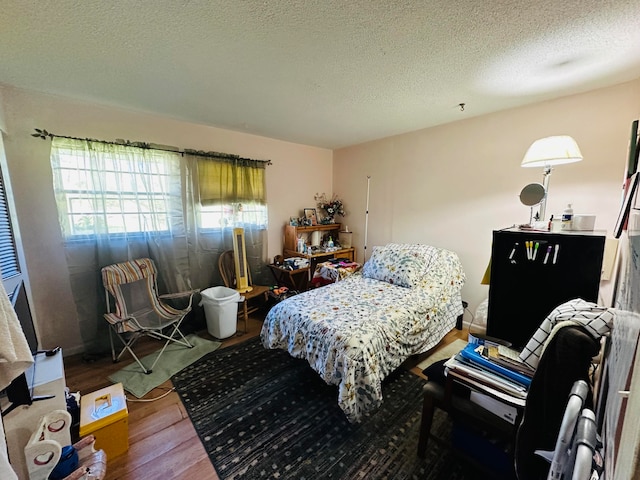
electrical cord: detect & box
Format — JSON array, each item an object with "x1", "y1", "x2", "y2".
[
  {"x1": 466, "y1": 307, "x2": 476, "y2": 336},
  {"x1": 125, "y1": 387, "x2": 176, "y2": 403}
]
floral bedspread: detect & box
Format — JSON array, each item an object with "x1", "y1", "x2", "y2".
[{"x1": 261, "y1": 247, "x2": 465, "y2": 422}]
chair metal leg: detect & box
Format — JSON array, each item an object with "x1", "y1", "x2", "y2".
[
  {"x1": 147, "y1": 320, "x2": 193, "y2": 372},
  {"x1": 113, "y1": 325, "x2": 192, "y2": 375},
  {"x1": 111, "y1": 329, "x2": 152, "y2": 374},
  {"x1": 108, "y1": 325, "x2": 116, "y2": 362}
]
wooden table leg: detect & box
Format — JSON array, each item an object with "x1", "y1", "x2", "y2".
[{"x1": 417, "y1": 390, "x2": 436, "y2": 458}]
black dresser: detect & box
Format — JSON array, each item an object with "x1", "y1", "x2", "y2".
[{"x1": 486, "y1": 228, "x2": 606, "y2": 349}]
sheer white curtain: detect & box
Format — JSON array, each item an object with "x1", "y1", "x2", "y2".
[{"x1": 50, "y1": 138, "x2": 268, "y2": 352}]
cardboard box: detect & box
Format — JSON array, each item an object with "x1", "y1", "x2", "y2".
[{"x1": 79, "y1": 383, "x2": 129, "y2": 458}]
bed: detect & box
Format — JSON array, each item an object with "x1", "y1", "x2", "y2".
[{"x1": 261, "y1": 243, "x2": 466, "y2": 422}]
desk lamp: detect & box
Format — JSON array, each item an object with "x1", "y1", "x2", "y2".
[{"x1": 521, "y1": 135, "x2": 583, "y2": 222}]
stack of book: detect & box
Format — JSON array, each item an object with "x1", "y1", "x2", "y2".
[
  {"x1": 484, "y1": 343, "x2": 536, "y2": 377},
  {"x1": 445, "y1": 342, "x2": 535, "y2": 406}
]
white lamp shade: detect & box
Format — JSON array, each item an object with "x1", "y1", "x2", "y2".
[{"x1": 521, "y1": 135, "x2": 583, "y2": 168}]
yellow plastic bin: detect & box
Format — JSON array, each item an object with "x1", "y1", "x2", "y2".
[{"x1": 79, "y1": 382, "x2": 129, "y2": 459}]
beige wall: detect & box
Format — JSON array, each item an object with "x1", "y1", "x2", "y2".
[
  {"x1": 334, "y1": 79, "x2": 640, "y2": 320},
  {"x1": 0, "y1": 86, "x2": 332, "y2": 354},
  {"x1": 0, "y1": 80, "x2": 638, "y2": 353}
]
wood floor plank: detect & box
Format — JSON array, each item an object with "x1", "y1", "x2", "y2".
[
  {"x1": 107, "y1": 416, "x2": 206, "y2": 478},
  {"x1": 127, "y1": 401, "x2": 185, "y2": 445},
  {"x1": 117, "y1": 436, "x2": 212, "y2": 480}
]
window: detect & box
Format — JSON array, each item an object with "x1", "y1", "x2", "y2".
[
  {"x1": 199, "y1": 202, "x2": 268, "y2": 229},
  {"x1": 52, "y1": 139, "x2": 269, "y2": 237},
  {"x1": 51, "y1": 139, "x2": 180, "y2": 237},
  {"x1": 48, "y1": 137, "x2": 270, "y2": 351},
  {"x1": 0, "y1": 135, "x2": 24, "y2": 300},
  {"x1": 196, "y1": 156, "x2": 267, "y2": 230},
  {"x1": 0, "y1": 162, "x2": 20, "y2": 284}
]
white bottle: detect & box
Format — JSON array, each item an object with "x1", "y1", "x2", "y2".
[
  {"x1": 297, "y1": 236, "x2": 305, "y2": 253},
  {"x1": 561, "y1": 203, "x2": 573, "y2": 230}
]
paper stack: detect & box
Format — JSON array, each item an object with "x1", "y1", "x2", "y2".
[{"x1": 444, "y1": 343, "x2": 533, "y2": 406}]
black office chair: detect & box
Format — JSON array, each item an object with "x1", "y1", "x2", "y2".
[{"x1": 514, "y1": 325, "x2": 601, "y2": 480}]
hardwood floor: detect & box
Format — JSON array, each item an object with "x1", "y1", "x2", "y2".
[{"x1": 63, "y1": 313, "x2": 466, "y2": 479}]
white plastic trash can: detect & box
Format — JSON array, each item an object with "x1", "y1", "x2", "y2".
[{"x1": 199, "y1": 286, "x2": 243, "y2": 339}]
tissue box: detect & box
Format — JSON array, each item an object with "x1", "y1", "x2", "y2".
[
  {"x1": 572, "y1": 214, "x2": 596, "y2": 231},
  {"x1": 79, "y1": 383, "x2": 129, "y2": 458}
]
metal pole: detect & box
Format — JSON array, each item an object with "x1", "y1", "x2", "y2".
[
  {"x1": 539, "y1": 165, "x2": 552, "y2": 222},
  {"x1": 364, "y1": 176, "x2": 371, "y2": 262}
]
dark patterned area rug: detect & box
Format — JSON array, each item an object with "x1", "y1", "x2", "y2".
[{"x1": 172, "y1": 336, "x2": 475, "y2": 479}]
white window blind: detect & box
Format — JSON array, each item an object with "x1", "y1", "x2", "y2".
[{"x1": 0, "y1": 164, "x2": 20, "y2": 283}]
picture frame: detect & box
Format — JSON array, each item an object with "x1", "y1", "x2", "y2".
[
  {"x1": 289, "y1": 216, "x2": 298, "y2": 226},
  {"x1": 303, "y1": 208, "x2": 318, "y2": 226}
]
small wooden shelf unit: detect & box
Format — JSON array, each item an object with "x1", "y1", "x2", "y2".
[{"x1": 283, "y1": 223, "x2": 355, "y2": 266}]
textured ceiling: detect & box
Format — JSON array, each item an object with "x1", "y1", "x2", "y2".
[{"x1": 1, "y1": 0, "x2": 639, "y2": 149}]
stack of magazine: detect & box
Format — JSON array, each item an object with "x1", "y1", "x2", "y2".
[{"x1": 444, "y1": 342, "x2": 535, "y2": 405}]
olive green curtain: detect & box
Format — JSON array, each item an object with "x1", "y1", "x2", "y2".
[
  {"x1": 186, "y1": 154, "x2": 270, "y2": 291},
  {"x1": 197, "y1": 157, "x2": 266, "y2": 205}
]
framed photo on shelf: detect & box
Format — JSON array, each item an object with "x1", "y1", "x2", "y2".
[{"x1": 303, "y1": 208, "x2": 318, "y2": 226}]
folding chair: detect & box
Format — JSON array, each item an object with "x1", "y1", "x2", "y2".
[{"x1": 101, "y1": 258, "x2": 196, "y2": 374}]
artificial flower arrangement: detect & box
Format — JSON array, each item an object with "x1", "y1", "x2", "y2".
[{"x1": 315, "y1": 193, "x2": 346, "y2": 223}]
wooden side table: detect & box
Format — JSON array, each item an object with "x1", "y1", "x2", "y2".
[
  {"x1": 268, "y1": 264, "x2": 310, "y2": 291},
  {"x1": 417, "y1": 360, "x2": 525, "y2": 478}
]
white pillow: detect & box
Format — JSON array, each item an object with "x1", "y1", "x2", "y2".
[
  {"x1": 362, "y1": 245, "x2": 429, "y2": 288},
  {"x1": 384, "y1": 243, "x2": 438, "y2": 269}
]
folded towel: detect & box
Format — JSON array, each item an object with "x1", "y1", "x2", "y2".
[{"x1": 0, "y1": 280, "x2": 34, "y2": 390}]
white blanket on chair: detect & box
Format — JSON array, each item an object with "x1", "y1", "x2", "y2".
[
  {"x1": 0, "y1": 279, "x2": 33, "y2": 391},
  {"x1": 519, "y1": 298, "x2": 614, "y2": 369}
]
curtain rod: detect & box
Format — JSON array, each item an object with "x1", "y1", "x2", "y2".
[{"x1": 32, "y1": 128, "x2": 272, "y2": 166}]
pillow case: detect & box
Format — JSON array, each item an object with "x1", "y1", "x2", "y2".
[
  {"x1": 362, "y1": 245, "x2": 430, "y2": 288},
  {"x1": 384, "y1": 243, "x2": 439, "y2": 270}
]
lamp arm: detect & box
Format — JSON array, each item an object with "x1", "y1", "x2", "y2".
[{"x1": 539, "y1": 165, "x2": 552, "y2": 222}]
